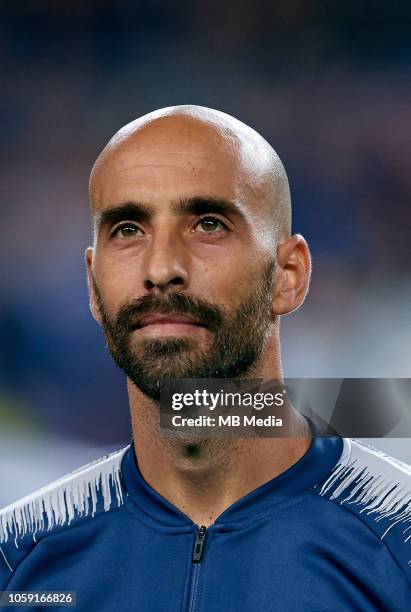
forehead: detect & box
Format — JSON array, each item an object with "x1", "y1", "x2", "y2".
[{"x1": 90, "y1": 119, "x2": 267, "y2": 213}]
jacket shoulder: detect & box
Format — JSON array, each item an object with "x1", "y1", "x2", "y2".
[
  {"x1": 0, "y1": 445, "x2": 129, "y2": 548},
  {"x1": 316, "y1": 438, "x2": 411, "y2": 577}
]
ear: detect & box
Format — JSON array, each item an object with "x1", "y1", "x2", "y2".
[
  {"x1": 85, "y1": 246, "x2": 103, "y2": 325},
  {"x1": 272, "y1": 234, "x2": 311, "y2": 316}
]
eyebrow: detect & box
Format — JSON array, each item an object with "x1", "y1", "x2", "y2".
[
  {"x1": 95, "y1": 197, "x2": 243, "y2": 235},
  {"x1": 95, "y1": 202, "x2": 152, "y2": 234},
  {"x1": 172, "y1": 196, "x2": 242, "y2": 218}
]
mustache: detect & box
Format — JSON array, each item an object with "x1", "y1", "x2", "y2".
[{"x1": 102, "y1": 292, "x2": 226, "y2": 333}]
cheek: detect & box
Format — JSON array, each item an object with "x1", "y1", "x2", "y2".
[
  {"x1": 194, "y1": 256, "x2": 262, "y2": 308},
  {"x1": 93, "y1": 253, "x2": 142, "y2": 314}
]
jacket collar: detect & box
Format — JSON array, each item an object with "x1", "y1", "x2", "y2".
[{"x1": 121, "y1": 433, "x2": 343, "y2": 531}]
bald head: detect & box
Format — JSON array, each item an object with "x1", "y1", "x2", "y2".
[{"x1": 89, "y1": 105, "x2": 291, "y2": 241}]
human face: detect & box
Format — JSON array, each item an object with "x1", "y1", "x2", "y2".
[{"x1": 87, "y1": 119, "x2": 277, "y2": 399}]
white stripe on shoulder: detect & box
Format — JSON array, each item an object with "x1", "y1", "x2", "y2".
[
  {"x1": 0, "y1": 546, "x2": 13, "y2": 572},
  {"x1": 0, "y1": 446, "x2": 129, "y2": 545},
  {"x1": 318, "y1": 439, "x2": 411, "y2": 540}
]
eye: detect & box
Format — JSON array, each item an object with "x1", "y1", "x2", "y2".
[
  {"x1": 113, "y1": 223, "x2": 143, "y2": 238},
  {"x1": 193, "y1": 216, "x2": 227, "y2": 233}
]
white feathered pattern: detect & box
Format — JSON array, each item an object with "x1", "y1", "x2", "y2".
[
  {"x1": 318, "y1": 439, "x2": 411, "y2": 542},
  {"x1": 0, "y1": 446, "x2": 128, "y2": 546}
]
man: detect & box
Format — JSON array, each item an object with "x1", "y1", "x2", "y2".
[{"x1": 1, "y1": 106, "x2": 410, "y2": 611}]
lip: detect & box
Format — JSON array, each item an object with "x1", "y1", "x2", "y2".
[
  {"x1": 131, "y1": 313, "x2": 205, "y2": 337},
  {"x1": 135, "y1": 313, "x2": 203, "y2": 328}
]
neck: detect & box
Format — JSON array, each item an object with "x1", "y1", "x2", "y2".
[{"x1": 128, "y1": 334, "x2": 311, "y2": 527}]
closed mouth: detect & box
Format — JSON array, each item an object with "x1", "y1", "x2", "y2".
[{"x1": 133, "y1": 313, "x2": 204, "y2": 329}]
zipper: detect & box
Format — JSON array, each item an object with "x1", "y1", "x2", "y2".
[
  {"x1": 192, "y1": 525, "x2": 207, "y2": 563},
  {"x1": 187, "y1": 526, "x2": 208, "y2": 612}
]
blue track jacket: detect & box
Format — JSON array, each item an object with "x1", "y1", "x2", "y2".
[{"x1": 1, "y1": 437, "x2": 411, "y2": 611}]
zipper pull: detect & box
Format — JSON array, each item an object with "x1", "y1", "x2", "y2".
[{"x1": 192, "y1": 525, "x2": 207, "y2": 563}]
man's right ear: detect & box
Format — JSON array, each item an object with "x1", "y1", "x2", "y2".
[{"x1": 85, "y1": 247, "x2": 102, "y2": 326}]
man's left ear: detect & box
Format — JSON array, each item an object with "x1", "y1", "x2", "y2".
[{"x1": 271, "y1": 234, "x2": 311, "y2": 315}]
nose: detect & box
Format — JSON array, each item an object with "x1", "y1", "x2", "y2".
[{"x1": 143, "y1": 231, "x2": 189, "y2": 294}]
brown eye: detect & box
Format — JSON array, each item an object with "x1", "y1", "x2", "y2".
[{"x1": 194, "y1": 217, "x2": 225, "y2": 233}]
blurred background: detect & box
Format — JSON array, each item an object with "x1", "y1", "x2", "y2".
[{"x1": 1, "y1": 1, "x2": 410, "y2": 506}]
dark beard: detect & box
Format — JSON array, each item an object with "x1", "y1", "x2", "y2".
[{"x1": 92, "y1": 260, "x2": 276, "y2": 401}]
